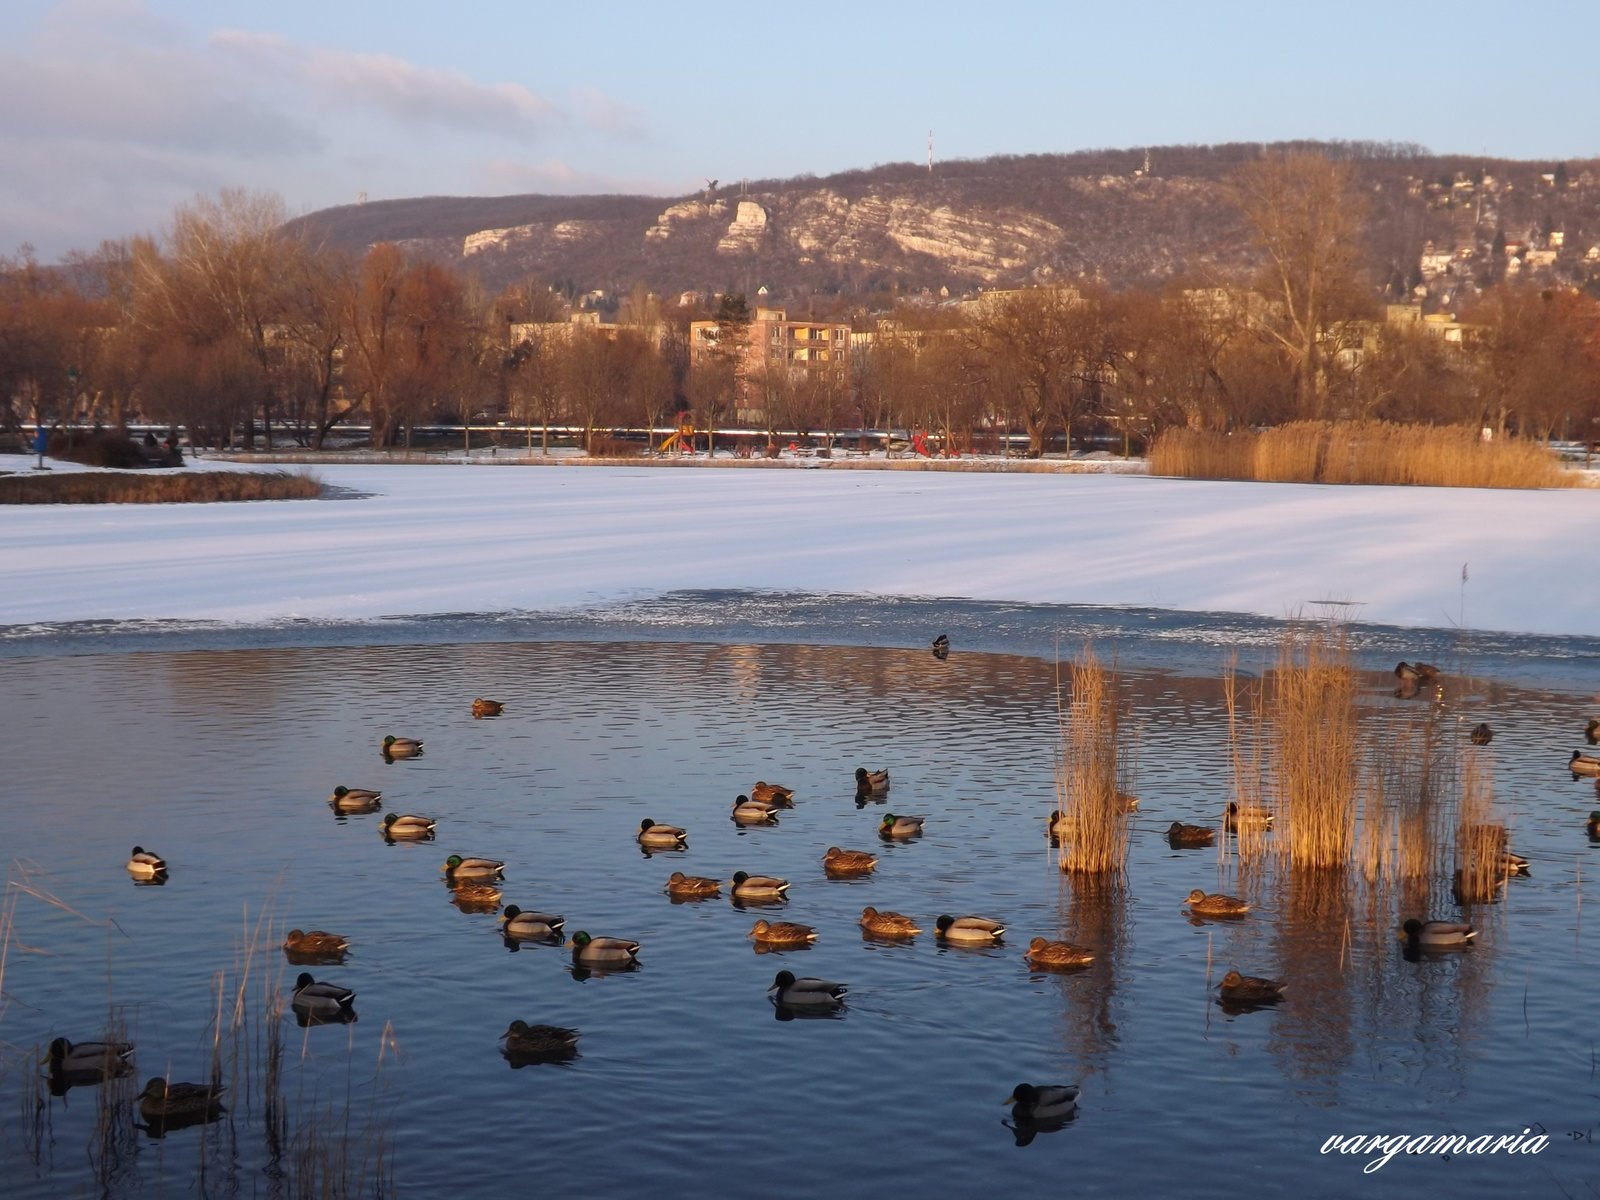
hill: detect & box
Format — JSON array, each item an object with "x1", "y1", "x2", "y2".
[{"x1": 285, "y1": 141, "x2": 1600, "y2": 301}]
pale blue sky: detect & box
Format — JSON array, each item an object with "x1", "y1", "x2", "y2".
[{"x1": 3, "y1": 0, "x2": 1597, "y2": 257}]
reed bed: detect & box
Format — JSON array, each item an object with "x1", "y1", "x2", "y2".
[
  {"x1": 1223, "y1": 654, "x2": 1273, "y2": 866},
  {"x1": 1056, "y1": 647, "x2": 1134, "y2": 876},
  {"x1": 1358, "y1": 712, "x2": 1455, "y2": 886},
  {"x1": 0, "y1": 470, "x2": 323, "y2": 504},
  {"x1": 1453, "y1": 749, "x2": 1510, "y2": 905},
  {"x1": 1150, "y1": 421, "x2": 1571, "y2": 489},
  {"x1": 1268, "y1": 626, "x2": 1362, "y2": 872}
]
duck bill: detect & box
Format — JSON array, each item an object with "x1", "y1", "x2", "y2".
[{"x1": 1003, "y1": 1095, "x2": 1018, "y2": 1106}]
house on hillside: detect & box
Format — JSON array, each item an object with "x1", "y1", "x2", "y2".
[{"x1": 689, "y1": 306, "x2": 852, "y2": 423}]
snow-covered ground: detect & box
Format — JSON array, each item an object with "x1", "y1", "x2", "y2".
[{"x1": 2, "y1": 464, "x2": 1595, "y2": 636}]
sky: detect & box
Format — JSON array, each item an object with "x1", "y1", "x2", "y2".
[{"x1": 3, "y1": 0, "x2": 1599, "y2": 259}]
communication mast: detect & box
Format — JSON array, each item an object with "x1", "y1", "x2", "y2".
[{"x1": 928, "y1": 131, "x2": 934, "y2": 175}]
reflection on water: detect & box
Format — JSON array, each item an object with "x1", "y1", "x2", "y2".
[{"x1": 2, "y1": 638, "x2": 1599, "y2": 1196}]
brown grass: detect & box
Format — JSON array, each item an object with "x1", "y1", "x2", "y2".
[
  {"x1": 1150, "y1": 421, "x2": 1570, "y2": 488},
  {"x1": 1056, "y1": 647, "x2": 1134, "y2": 876},
  {"x1": 1269, "y1": 626, "x2": 1361, "y2": 871},
  {"x1": 1453, "y1": 749, "x2": 1508, "y2": 904},
  {"x1": 0, "y1": 470, "x2": 322, "y2": 504}
]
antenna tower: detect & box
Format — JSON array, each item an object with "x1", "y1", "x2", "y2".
[{"x1": 928, "y1": 131, "x2": 934, "y2": 175}]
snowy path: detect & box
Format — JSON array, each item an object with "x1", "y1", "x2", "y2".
[{"x1": 1, "y1": 465, "x2": 1594, "y2": 636}]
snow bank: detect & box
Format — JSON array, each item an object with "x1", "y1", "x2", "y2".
[{"x1": 1, "y1": 465, "x2": 1594, "y2": 636}]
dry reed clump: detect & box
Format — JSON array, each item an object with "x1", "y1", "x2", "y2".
[
  {"x1": 1056, "y1": 647, "x2": 1134, "y2": 876},
  {"x1": 1150, "y1": 422, "x2": 1570, "y2": 489},
  {"x1": 1269, "y1": 626, "x2": 1361, "y2": 872},
  {"x1": 1358, "y1": 712, "x2": 1454, "y2": 886},
  {"x1": 1223, "y1": 654, "x2": 1273, "y2": 865},
  {"x1": 0, "y1": 470, "x2": 323, "y2": 504},
  {"x1": 1453, "y1": 749, "x2": 1509, "y2": 904}
]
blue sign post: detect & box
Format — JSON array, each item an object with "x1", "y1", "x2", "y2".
[{"x1": 32, "y1": 426, "x2": 48, "y2": 469}]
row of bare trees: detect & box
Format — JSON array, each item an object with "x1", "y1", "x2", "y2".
[{"x1": 4, "y1": 160, "x2": 1599, "y2": 455}]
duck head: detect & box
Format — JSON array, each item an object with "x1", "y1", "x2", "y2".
[
  {"x1": 444, "y1": 854, "x2": 464, "y2": 870},
  {"x1": 567, "y1": 931, "x2": 591, "y2": 949},
  {"x1": 767, "y1": 970, "x2": 796, "y2": 992},
  {"x1": 935, "y1": 915, "x2": 955, "y2": 934}
]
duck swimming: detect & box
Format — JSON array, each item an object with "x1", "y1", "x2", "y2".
[
  {"x1": 500, "y1": 1021, "x2": 579, "y2": 1060},
  {"x1": 567, "y1": 931, "x2": 640, "y2": 967},
  {"x1": 1571, "y1": 752, "x2": 1600, "y2": 777},
  {"x1": 931, "y1": 633, "x2": 950, "y2": 660},
  {"x1": 750, "y1": 782, "x2": 795, "y2": 806},
  {"x1": 46, "y1": 1038, "x2": 134, "y2": 1083},
  {"x1": 732, "y1": 795, "x2": 779, "y2": 824},
  {"x1": 380, "y1": 812, "x2": 435, "y2": 838},
  {"x1": 1024, "y1": 937, "x2": 1094, "y2": 970},
  {"x1": 1166, "y1": 822, "x2": 1215, "y2": 847},
  {"x1": 1184, "y1": 890, "x2": 1250, "y2": 918},
  {"x1": 138, "y1": 1078, "x2": 224, "y2": 1119},
  {"x1": 1401, "y1": 918, "x2": 1476, "y2": 950},
  {"x1": 380, "y1": 735, "x2": 423, "y2": 759},
  {"x1": 768, "y1": 970, "x2": 846, "y2": 1007},
  {"x1": 1588, "y1": 811, "x2": 1600, "y2": 839},
  {"x1": 855, "y1": 767, "x2": 890, "y2": 796},
  {"x1": 666, "y1": 872, "x2": 721, "y2": 898},
  {"x1": 443, "y1": 855, "x2": 505, "y2": 880},
  {"x1": 330, "y1": 786, "x2": 382, "y2": 812},
  {"x1": 935, "y1": 914, "x2": 1005, "y2": 944},
  {"x1": 292, "y1": 973, "x2": 356, "y2": 1015},
  {"x1": 637, "y1": 819, "x2": 688, "y2": 848},
  {"x1": 1470, "y1": 722, "x2": 1494, "y2": 746},
  {"x1": 472, "y1": 699, "x2": 504, "y2": 718},
  {"x1": 500, "y1": 905, "x2": 565, "y2": 940},
  {"x1": 822, "y1": 846, "x2": 878, "y2": 875},
  {"x1": 126, "y1": 847, "x2": 166, "y2": 877},
  {"x1": 859, "y1": 906, "x2": 921, "y2": 937},
  {"x1": 750, "y1": 919, "x2": 817, "y2": 947},
  {"x1": 730, "y1": 871, "x2": 789, "y2": 900},
  {"x1": 879, "y1": 813, "x2": 924, "y2": 838},
  {"x1": 1004, "y1": 1083, "x2": 1079, "y2": 1123},
  {"x1": 1218, "y1": 970, "x2": 1286, "y2": 1003},
  {"x1": 1224, "y1": 802, "x2": 1275, "y2": 832},
  {"x1": 283, "y1": 929, "x2": 349, "y2": 956}
]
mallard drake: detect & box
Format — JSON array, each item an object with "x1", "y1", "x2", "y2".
[
  {"x1": 1588, "y1": 811, "x2": 1600, "y2": 839},
  {"x1": 283, "y1": 929, "x2": 349, "y2": 956},
  {"x1": 443, "y1": 855, "x2": 505, "y2": 880},
  {"x1": 730, "y1": 871, "x2": 789, "y2": 900},
  {"x1": 567, "y1": 931, "x2": 640, "y2": 967},
  {"x1": 1218, "y1": 970, "x2": 1286, "y2": 1002},
  {"x1": 879, "y1": 813, "x2": 924, "y2": 838},
  {"x1": 330, "y1": 786, "x2": 382, "y2": 811},
  {"x1": 472, "y1": 698, "x2": 504, "y2": 718},
  {"x1": 732, "y1": 795, "x2": 779, "y2": 824},
  {"x1": 1184, "y1": 889, "x2": 1249, "y2": 917},
  {"x1": 500, "y1": 905, "x2": 565, "y2": 939},
  {"x1": 822, "y1": 846, "x2": 877, "y2": 875},
  {"x1": 1587, "y1": 717, "x2": 1600, "y2": 745},
  {"x1": 380, "y1": 735, "x2": 423, "y2": 758},
  {"x1": 931, "y1": 633, "x2": 950, "y2": 660},
  {"x1": 1571, "y1": 751, "x2": 1600, "y2": 777},
  {"x1": 292, "y1": 973, "x2": 355, "y2": 1014},
  {"x1": 935, "y1": 914, "x2": 1005, "y2": 944},
  {"x1": 1024, "y1": 937, "x2": 1095, "y2": 970},
  {"x1": 1167, "y1": 822, "x2": 1215, "y2": 847},
  {"x1": 855, "y1": 767, "x2": 890, "y2": 795},
  {"x1": 1470, "y1": 722, "x2": 1493, "y2": 746},
  {"x1": 750, "y1": 919, "x2": 817, "y2": 946},
  {"x1": 1004, "y1": 1083, "x2": 1078, "y2": 1122},
  {"x1": 859, "y1": 906, "x2": 921, "y2": 937},
  {"x1": 381, "y1": 812, "x2": 435, "y2": 837},
  {"x1": 1224, "y1": 802, "x2": 1275, "y2": 832},
  {"x1": 637, "y1": 819, "x2": 687, "y2": 848},
  {"x1": 450, "y1": 883, "x2": 503, "y2": 912},
  {"x1": 1401, "y1": 918, "x2": 1476, "y2": 949},
  {"x1": 666, "y1": 872, "x2": 721, "y2": 898},
  {"x1": 500, "y1": 1020, "x2": 579, "y2": 1057},
  {"x1": 138, "y1": 1078, "x2": 224, "y2": 1118},
  {"x1": 1460, "y1": 821, "x2": 1526, "y2": 874},
  {"x1": 768, "y1": 970, "x2": 846, "y2": 1007},
  {"x1": 47, "y1": 1038, "x2": 133, "y2": 1075},
  {"x1": 750, "y1": 781, "x2": 795, "y2": 807},
  {"x1": 126, "y1": 847, "x2": 166, "y2": 877}
]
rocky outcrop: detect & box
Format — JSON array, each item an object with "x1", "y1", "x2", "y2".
[{"x1": 716, "y1": 201, "x2": 769, "y2": 254}]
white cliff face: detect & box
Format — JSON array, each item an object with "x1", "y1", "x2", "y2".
[
  {"x1": 771, "y1": 188, "x2": 1064, "y2": 282},
  {"x1": 715, "y1": 200, "x2": 769, "y2": 254},
  {"x1": 463, "y1": 220, "x2": 602, "y2": 256},
  {"x1": 645, "y1": 198, "x2": 728, "y2": 240}
]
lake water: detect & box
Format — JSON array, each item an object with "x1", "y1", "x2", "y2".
[{"x1": 3, "y1": 611, "x2": 1599, "y2": 1198}]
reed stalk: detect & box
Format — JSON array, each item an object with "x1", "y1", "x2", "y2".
[
  {"x1": 1056, "y1": 647, "x2": 1133, "y2": 876},
  {"x1": 1223, "y1": 654, "x2": 1273, "y2": 865},
  {"x1": 1454, "y1": 748, "x2": 1509, "y2": 904}
]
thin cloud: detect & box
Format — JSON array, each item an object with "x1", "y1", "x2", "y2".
[
  {"x1": 478, "y1": 158, "x2": 684, "y2": 196},
  {"x1": 213, "y1": 30, "x2": 563, "y2": 139}
]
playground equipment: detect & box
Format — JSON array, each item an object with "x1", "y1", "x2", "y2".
[{"x1": 656, "y1": 413, "x2": 697, "y2": 454}]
